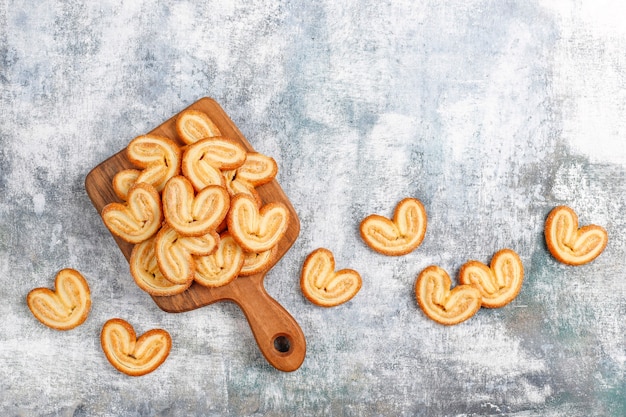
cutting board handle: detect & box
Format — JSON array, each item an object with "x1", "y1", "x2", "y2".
[{"x1": 231, "y1": 275, "x2": 306, "y2": 372}]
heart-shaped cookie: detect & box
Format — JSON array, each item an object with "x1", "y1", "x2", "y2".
[
  {"x1": 227, "y1": 194, "x2": 290, "y2": 253},
  {"x1": 415, "y1": 265, "x2": 482, "y2": 325},
  {"x1": 162, "y1": 176, "x2": 230, "y2": 237},
  {"x1": 112, "y1": 169, "x2": 140, "y2": 201},
  {"x1": 175, "y1": 109, "x2": 221, "y2": 145},
  {"x1": 102, "y1": 182, "x2": 163, "y2": 244},
  {"x1": 100, "y1": 318, "x2": 171, "y2": 377},
  {"x1": 155, "y1": 224, "x2": 219, "y2": 285},
  {"x1": 127, "y1": 134, "x2": 181, "y2": 192},
  {"x1": 194, "y1": 232, "x2": 244, "y2": 288},
  {"x1": 360, "y1": 197, "x2": 427, "y2": 256},
  {"x1": 130, "y1": 237, "x2": 191, "y2": 296},
  {"x1": 300, "y1": 248, "x2": 362, "y2": 307},
  {"x1": 240, "y1": 245, "x2": 278, "y2": 276},
  {"x1": 182, "y1": 137, "x2": 247, "y2": 191},
  {"x1": 459, "y1": 249, "x2": 524, "y2": 308},
  {"x1": 27, "y1": 269, "x2": 91, "y2": 330},
  {"x1": 544, "y1": 205, "x2": 608, "y2": 266}
]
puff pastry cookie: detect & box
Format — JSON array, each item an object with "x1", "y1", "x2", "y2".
[
  {"x1": 181, "y1": 137, "x2": 247, "y2": 191},
  {"x1": 227, "y1": 194, "x2": 290, "y2": 253},
  {"x1": 544, "y1": 205, "x2": 608, "y2": 266},
  {"x1": 162, "y1": 176, "x2": 230, "y2": 237},
  {"x1": 415, "y1": 265, "x2": 481, "y2": 325},
  {"x1": 155, "y1": 224, "x2": 219, "y2": 285},
  {"x1": 459, "y1": 249, "x2": 524, "y2": 308},
  {"x1": 130, "y1": 237, "x2": 191, "y2": 296},
  {"x1": 101, "y1": 318, "x2": 171, "y2": 377},
  {"x1": 360, "y1": 198, "x2": 427, "y2": 256},
  {"x1": 240, "y1": 246, "x2": 277, "y2": 276},
  {"x1": 194, "y1": 232, "x2": 244, "y2": 288},
  {"x1": 300, "y1": 248, "x2": 362, "y2": 307},
  {"x1": 27, "y1": 269, "x2": 91, "y2": 330},
  {"x1": 127, "y1": 134, "x2": 181, "y2": 192},
  {"x1": 175, "y1": 109, "x2": 221, "y2": 145},
  {"x1": 112, "y1": 169, "x2": 140, "y2": 201},
  {"x1": 223, "y1": 152, "x2": 277, "y2": 205},
  {"x1": 102, "y1": 183, "x2": 163, "y2": 244}
]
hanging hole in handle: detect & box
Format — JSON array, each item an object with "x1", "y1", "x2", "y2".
[{"x1": 273, "y1": 335, "x2": 291, "y2": 353}]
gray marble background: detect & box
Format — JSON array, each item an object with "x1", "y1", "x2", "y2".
[{"x1": 1, "y1": 1, "x2": 625, "y2": 416}]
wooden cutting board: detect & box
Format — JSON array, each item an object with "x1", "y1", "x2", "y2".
[{"x1": 85, "y1": 97, "x2": 306, "y2": 372}]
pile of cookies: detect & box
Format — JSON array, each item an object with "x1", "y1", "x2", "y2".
[
  {"x1": 103, "y1": 110, "x2": 288, "y2": 297},
  {"x1": 26, "y1": 108, "x2": 293, "y2": 376}
]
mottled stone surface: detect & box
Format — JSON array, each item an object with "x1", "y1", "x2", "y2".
[{"x1": 1, "y1": 1, "x2": 625, "y2": 416}]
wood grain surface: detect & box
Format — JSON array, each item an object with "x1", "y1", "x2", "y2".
[{"x1": 84, "y1": 97, "x2": 306, "y2": 372}]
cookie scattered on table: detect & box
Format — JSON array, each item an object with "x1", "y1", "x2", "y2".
[
  {"x1": 100, "y1": 318, "x2": 171, "y2": 377},
  {"x1": 300, "y1": 248, "x2": 362, "y2": 307},
  {"x1": 415, "y1": 265, "x2": 482, "y2": 325},
  {"x1": 544, "y1": 205, "x2": 608, "y2": 266},
  {"x1": 459, "y1": 248, "x2": 524, "y2": 309},
  {"x1": 360, "y1": 197, "x2": 427, "y2": 256},
  {"x1": 27, "y1": 269, "x2": 91, "y2": 331}
]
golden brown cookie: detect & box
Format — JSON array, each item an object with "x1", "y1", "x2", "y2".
[
  {"x1": 102, "y1": 182, "x2": 163, "y2": 244},
  {"x1": 459, "y1": 249, "x2": 524, "y2": 308},
  {"x1": 130, "y1": 237, "x2": 192, "y2": 296},
  {"x1": 239, "y1": 246, "x2": 278, "y2": 276},
  {"x1": 112, "y1": 169, "x2": 140, "y2": 201},
  {"x1": 360, "y1": 198, "x2": 427, "y2": 256},
  {"x1": 127, "y1": 134, "x2": 181, "y2": 192},
  {"x1": 544, "y1": 205, "x2": 608, "y2": 266},
  {"x1": 162, "y1": 176, "x2": 230, "y2": 237},
  {"x1": 227, "y1": 194, "x2": 290, "y2": 253},
  {"x1": 27, "y1": 269, "x2": 91, "y2": 330},
  {"x1": 415, "y1": 265, "x2": 482, "y2": 325},
  {"x1": 175, "y1": 109, "x2": 221, "y2": 145},
  {"x1": 194, "y1": 232, "x2": 244, "y2": 288},
  {"x1": 100, "y1": 318, "x2": 171, "y2": 377},
  {"x1": 155, "y1": 224, "x2": 219, "y2": 285},
  {"x1": 181, "y1": 137, "x2": 247, "y2": 191},
  {"x1": 223, "y1": 151, "x2": 276, "y2": 190},
  {"x1": 300, "y1": 248, "x2": 362, "y2": 307}
]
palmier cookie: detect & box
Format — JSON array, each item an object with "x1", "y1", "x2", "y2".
[
  {"x1": 27, "y1": 269, "x2": 91, "y2": 330},
  {"x1": 194, "y1": 232, "x2": 244, "y2": 288},
  {"x1": 300, "y1": 248, "x2": 362, "y2": 307},
  {"x1": 102, "y1": 183, "x2": 163, "y2": 244},
  {"x1": 415, "y1": 265, "x2": 481, "y2": 325},
  {"x1": 223, "y1": 153, "x2": 277, "y2": 201},
  {"x1": 360, "y1": 198, "x2": 427, "y2": 256},
  {"x1": 182, "y1": 137, "x2": 247, "y2": 191},
  {"x1": 240, "y1": 245, "x2": 278, "y2": 276},
  {"x1": 127, "y1": 134, "x2": 181, "y2": 192},
  {"x1": 155, "y1": 224, "x2": 219, "y2": 285},
  {"x1": 130, "y1": 237, "x2": 191, "y2": 296},
  {"x1": 227, "y1": 194, "x2": 290, "y2": 253},
  {"x1": 101, "y1": 318, "x2": 171, "y2": 377},
  {"x1": 112, "y1": 169, "x2": 140, "y2": 201},
  {"x1": 459, "y1": 249, "x2": 524, "y2": 308},
  {"x1": 544, "y1": 205, "x2": 608, "y2": 266},
  {"x1": 175, "y1": 109, "x2": 221, "y2": 145},
  {"x1": 162, "y1": 176, "x2": 230, "y2": 237}
]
